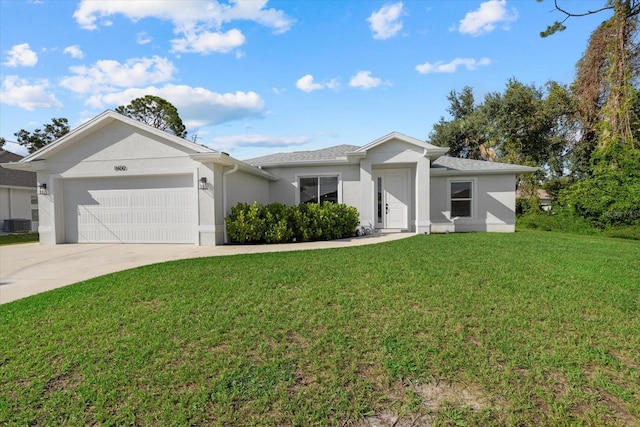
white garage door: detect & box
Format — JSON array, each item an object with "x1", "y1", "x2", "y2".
[{"x1": 63, "y1": 175, "x2": 196, "y2": 243}]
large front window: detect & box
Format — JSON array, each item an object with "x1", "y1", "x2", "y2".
[
  {"x1": 299, "y1": 176, "x2": 338, "y2": 205},
  {"x1": 451, "y1": 181, "x2": 472, "y2": 218}
]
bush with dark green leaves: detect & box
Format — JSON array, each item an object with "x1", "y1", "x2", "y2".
[
  {"x1": 558, "y1": 148, "x2": 640, "y2": 228},
  {"x1": 226, "y1": 201, "x2": 360, "y2": 244}
]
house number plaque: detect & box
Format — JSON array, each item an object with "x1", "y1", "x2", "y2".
[{"x1": 114, "y1": 165, "x2": 128, "y2": 171}]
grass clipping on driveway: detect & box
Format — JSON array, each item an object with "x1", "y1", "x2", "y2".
[{"x1": 1, "y1": 232, "x2": 639, "y2": 426}]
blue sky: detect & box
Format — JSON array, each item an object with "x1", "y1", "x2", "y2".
[{"x1": 1, "y1": 0, "x2": 611, "y2": 160}]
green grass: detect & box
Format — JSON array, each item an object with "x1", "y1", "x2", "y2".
[
  {"x1": 0, "y1": 232, "x2": 38, "y2": 246},
  {"x1": 1, "y1": 232, "x2": 639, "y2": 426}
]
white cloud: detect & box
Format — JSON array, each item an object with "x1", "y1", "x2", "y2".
[
  {"x1": 73, "y1": 0, "x2": 293, "y2": 54},
  {"x1": 3, "y1": 43, "x2": 38, "y2": 67},
  {"x1": 349, "y1": 71, "x2": 387, "y2": 89},
  {"x1": 63, "y1": 45, "x2": 84, "y2": 59},
  {"x1": 85, "y1": 84, "x2": 265, "y2": 128},
  {"x1": 295, "y1": 74, "x2": 339, "y2": 92},
  {"x1": 416, "y1": 57, "x2": 491, "y2": 74},
  {"x1": 171, "y1": 29, "x2": 245, "y2": 54},
  {"x1": 0, "y1": 75, "x2": 62, "y2": 111},
  {"x1": 212, "y1": 134, "x2": 309, "y2": 151},
  {"x1": 136, "y1": 31, "x2": 152, "y2": 45},
  {"x1": 458, "y1": 0, "x2": 518, "y2": 36},
  {"x1": 60, "y1": 56, "x2": 176, "y2": 93},
  {"x1": 1, "y1": 140, "x2": 28, "y2": 156},
  {"x1": 367, "y1": 2, "x2": 404, "y2": 40}
]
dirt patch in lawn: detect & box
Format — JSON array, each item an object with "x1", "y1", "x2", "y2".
[{"x1": 357, "y1": 379, "x2": 494, "y2": 426}]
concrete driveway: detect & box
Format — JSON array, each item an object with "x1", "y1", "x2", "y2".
[{"x1": 0, "y1": 232, "x2": 412, "y2": 304}]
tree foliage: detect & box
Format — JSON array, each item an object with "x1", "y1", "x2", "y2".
[
  {"x1": 428, "y1": 80, "x2": 573, "y2": 178},
  {"x1": 537, "y1": 1, "x2": 640, "y2": 228},
  {"x1": 116, "y1": 95, "x2": 187, "y2": 138},
  {"x1": 538, "y1": 0, "x2": 639, "y2": 37},
  {"x1": 14, "y1": 117, "x2": 70, "y2": 154}
]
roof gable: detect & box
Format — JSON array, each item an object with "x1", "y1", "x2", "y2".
[
  {"x1": 355, "y1": 132, "x2": 448, "y2": 159},
  {"x1": 21, "y1": 110, "x2": 214, "y2": 163}
]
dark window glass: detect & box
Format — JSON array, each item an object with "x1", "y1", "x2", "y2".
[
  {"x1": 319, "y1": 176, "x2": 338, "y2": 205},
  {"x1": 451, "y1": 181, "x2": 472, "y2": 217},
  {"x1": 451, "y1": 181, "x2": 471, "y2": 199},
  {"x1": 377, "y1": 177, "x2": 382, "y2": 222},
  {"x1": 451, "y1": 200, "x2": 471, "y2": 217},
  {"x1": 300, "y1": 177, "x2": 318, "y2": 204}
]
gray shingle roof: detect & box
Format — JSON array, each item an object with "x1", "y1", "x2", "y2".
[
  {"x1": 431, "y1": 156, "x2": 538, "y2": 174},
  {"x1": 244, "y1": 144, "x2": 360, "y2": 167},
  {"x1": 0, "y1": 150, "x2": 36, "y2": 188},
  {"x1": 243, "y1": 142, "x2": 537, "y2": 175}
]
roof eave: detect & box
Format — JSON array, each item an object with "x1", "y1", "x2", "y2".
[
  {"x1": 21, "y1": 110, "x2": 215, "y2": 162},
  {"x1": 252, "y1": 158, "x2": 352, "y2": 168},
  {"x1": 0, "y1": 160, "x2": 47, "y2": 172},
  {"x1": 430, "y1": 166, "x2": 539, "y2": 176},
  {"x1": 190, "y1": 153, "x2": 279, "y2": 182}
]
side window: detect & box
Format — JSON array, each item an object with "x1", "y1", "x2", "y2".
[
  {"x1": 31, "y1": 195, "x2": 39, "y2": 222},
  {"x1": 451, "y1": 181, "x2": 472, "y2": 218}
]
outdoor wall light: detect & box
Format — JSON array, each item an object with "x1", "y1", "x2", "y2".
[
  {"x1": 199, "y1": 177, "x2": 207, "y2": 190},
  {"x1": 38, "y1": 183, "x2": 48, "y2": 195}
]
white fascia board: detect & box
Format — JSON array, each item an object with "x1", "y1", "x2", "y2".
[
  {"x1": 355, "y1": 131, "x2": 447, "y2": 154},
  {"x1": 22, "y1": 110, "x2": 215, "y2": 162},
  {"x1": 430, "y1": 167, "x2": 538, "y2": 176},
  {"x1": 190, "y1": 153, "x2": 279, "y2": 182},
  {"x1": 0, "y1": 160, "x2": 46, "y2": 171},
  {"x1": 255, "y1": 159, "x2": 352, "y2": 168}
]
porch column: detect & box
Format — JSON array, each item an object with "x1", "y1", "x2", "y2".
[
  {"x1": 359, "y1": 160, "x2": 374, "y2": 229},
  {"x1": 416, "y1": 157, "x2": 431, "y2": 234}
]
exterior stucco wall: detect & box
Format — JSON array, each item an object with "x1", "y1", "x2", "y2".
[
  {"x1": 430, "y1": 174, "x2": 517, "y2": 232},
  {"x1": 225, "y1": 170, "x2": 271, "y2": 211},
  {"x1": 0, "y1": 187, "x2": 36, "y2": 231},
  {"x1": 359, "y1": 140, "x2": 431, "y2": 233},
  {"x1": 35, "y1": 121, "x2": 214, "y2": 245},
  {"x1": 261, "y1": 164, "x2": 360, "y2": 208}
]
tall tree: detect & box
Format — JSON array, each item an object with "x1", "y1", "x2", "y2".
[
  {"x1": 116, "y1": 95, "x2": 187, "y2": 138},
  {"x1": 541, "y1": 1, "x2": 639, "y2": 151},
  {"x1": 540, "y1": 1, "x2": 640, "y2": 227},
  {"x1": 428, "y1": 87, "x2": 493, "y2": 160},
  {"x1": 14, "y1": 117, "x2": 70, "y2": 154},
  {"x1": 428, "y1": 80, "x2": 572, "y2": 176}
]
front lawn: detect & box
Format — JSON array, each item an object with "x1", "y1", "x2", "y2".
[
  {"x1": 0, "y1": 232, "x2": 38, "y2": 246},
  {"x1": 1, "y1": 232, "x2": 639, "y2": 425}
]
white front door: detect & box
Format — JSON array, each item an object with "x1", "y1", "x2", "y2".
[{"x1": 375, "y1": 169, "x2": 409, "y2": 229}]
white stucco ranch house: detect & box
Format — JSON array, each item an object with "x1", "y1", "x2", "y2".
[{"x1": 0, "y1": 110, "x2": 536, "y2": 246}]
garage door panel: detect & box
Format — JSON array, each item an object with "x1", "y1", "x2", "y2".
[{"x1": 64, "y1": 176, "x2": 196, "y2": 244}]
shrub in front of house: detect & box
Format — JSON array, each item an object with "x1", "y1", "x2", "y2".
[{"x1": 226, "y1": 201, "x2": 360, "y2": 244}]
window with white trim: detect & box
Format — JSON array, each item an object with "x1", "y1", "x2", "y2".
[
  {"x1": 450, "y1": 181, "x2": 472, "y2": 218},
  {"x1": 299, "y1": 176, "x2": 338, "y2": 205},
  {"x1": 30, "y1": 195, "x2": 39, "y2": 222}
]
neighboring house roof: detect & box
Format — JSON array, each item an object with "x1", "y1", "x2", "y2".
[
  {"x1": 431, "y1": 156, "x2": 539, "y2": 175},
  {"x1": 0, "y1": 150, "x2": 36, "y2": 188},
  {"x1": 516, "y1": 189, "x2": 552, "y2": 200}
]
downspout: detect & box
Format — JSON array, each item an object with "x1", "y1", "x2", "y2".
[{"x1": 222, "y1": 164, "x2": 239, "y2": 243}]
